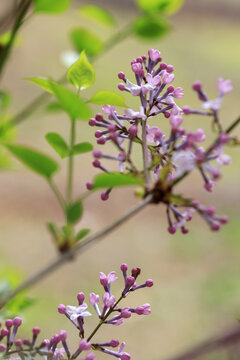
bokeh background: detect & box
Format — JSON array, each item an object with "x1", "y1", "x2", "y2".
[{"x1": 1, "y1": 0, "x2": 240, "y2": 359}]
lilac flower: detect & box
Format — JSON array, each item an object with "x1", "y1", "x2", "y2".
[
  {"x1": 66, "y1": 304, "x2": 92, "y2": 320},
  {"x1": 86, "y1": 49, "x2": 233, "y2": 234},
  {"x1": 99, "y1": 271, "x2": 118, "y2": 286}
]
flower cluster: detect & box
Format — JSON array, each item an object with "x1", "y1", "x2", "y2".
[
  {"x1": 0, "y1": 264, "x2": 153, "y2": 360},
  {"x1": 87, "y1": 49, "x2": 233, "y2": 234}
]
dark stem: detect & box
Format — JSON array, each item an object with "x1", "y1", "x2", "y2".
[
  {"x1": 162, "y1": 326, "x2": 240, "y2": 360},
  {"x1": 0, "y1": 0, "x2": 31, "y2": 80}
]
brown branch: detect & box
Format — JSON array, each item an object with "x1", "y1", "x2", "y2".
[
  {"x1": 0, "y1": 194, "x2": 152, "y2": 310},
  {"x1": 162, "y1": 326, "x2": 240, "y2": 360}
]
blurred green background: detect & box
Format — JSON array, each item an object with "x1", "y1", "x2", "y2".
[{"x1": 1, "y1": 0, "x2": 240, "y2": 359}]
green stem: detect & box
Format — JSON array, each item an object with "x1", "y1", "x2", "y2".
[
  {"x1": 48, "y1": 178, "x2": 66, "y2": 212},
  {"x1": 66, "y1": 119, "x2": 76, "y2": 203}
]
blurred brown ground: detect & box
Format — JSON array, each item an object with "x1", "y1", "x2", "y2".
[{"x1": 1, "y1": 0, "x2": 240, "y2": 359}]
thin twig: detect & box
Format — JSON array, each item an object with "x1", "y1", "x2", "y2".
[
  {"x1": 162, "y1": 326, "x2": 240, "y2": 360},
  {"x1": 0, "y1": 194, "x2": 152, "y2": 310}
]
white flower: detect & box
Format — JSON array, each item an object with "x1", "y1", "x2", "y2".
[
  {"x1": 126, "y1": 80, "x2": 141, "y2": 96},
  {"x1": 125, "y1": 106, "x2": 146, "y2": 120},
  {"x1": 172, "y1": 151, "x2": 196, "y2": 177},
  {"x1": 66, "y1": 304, "x2": 92, "y2": 320},
  {"x1": 202, "y1": 98, "x2": 222, "y2": 111}
]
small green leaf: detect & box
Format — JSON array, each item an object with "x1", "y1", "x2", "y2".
[
  {"x1": 79, "y1": 5, "x2": 115, "y2": 27},
  {"x1": 70, "y1": 28, "x2": 104, "y2": 57},
  {"x1": 50, "y1": 83, "x2": 92, "y2": 120},
  {"x1": 93, "y1": 173, "x2": 144, "y2": 189},
  {"x1": 73, "y1": 142, "x2": 93, "y2": 155},
  {"x1": 135, "y1": 0, "x2": 185, "y2": 15},
  {"x1": 24, "y1": 77, "x2": 55, "y2": 94},
  {"x1": 90, "y1": 91, "x2": 126, "y2": 107},
  {"x1": 66, "y1": 201, "x2": 83, "y2": 224},
  {"x1": 47, "y1": 222, "x2": 60, "y2": 238},
  {"x1": 33, "y1": 0, "x2": 70, "y2": 13},
  {"x1": 6, "y1": 144, "x2": 59, "y2": 179},
  {"x1": 45, "y1": 132, "x2": 69, "y2": 158},
  {"x1": 67, "y1": 51, "x2": 95, "y2": 89},
  {"x1": 75, "y1": 228, "x2": 90, "y2": 241},
  {"x1": 169, "y1": 194, "x2": 192, "y2": 206},
  {"x1": 133, "y1": 16, "x2": 170, "y2": 39}
]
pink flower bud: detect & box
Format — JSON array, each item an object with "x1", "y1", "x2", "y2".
[
  {"x1": 93, "y1": 159, "x2": 101, "y2": 168},
  {"x1": 5, "y1": 319, "x2": 13, "y2": 329},
  {"x1": 211, "y1": 221, "x2": 221, "y2": 231},
  {"x1": 79, "y1": 339, "x2": 91, "y2": 351},
  {"x1": 110, "y1": 339, "x2": 120, "y2": 348},
  {"x1": 97, "y1": 137, "x2": 106, "y2": 145},
  {"x1": 86, "y1": 182, "x2": 93, "y2": 190},
  {"x1": 131, "y1": 267, "x2": 141, "y2": 277},
  {"x1": 168, "y1": 226, "x2": 176, "y2": 234},
  {"x1": 77, "y1": 292, "x2": 85, "y2": 304},
  {"x1": 118, "y1": 72, "x2": 125, "y2": 80},
  {"x1": 118, "y1": 152, "x2": 127, "y2": 161},
  {"x1": 182, "y1": 106, "x2": 191, "y2": 115},
  {"x1": 121, "y1": 263, "x2": 128, "y2": 271},
  {"x1": 129, "y1": 125, "x2": 138, "y2": 138},
  {"x1": 85, "y1": 353, "x2": 96, "y2": 360},
  {"x1": 15, "y1": 339, "x2": 23, "y2": 347},
  {"x1": 148, "y1": 49, "x2": 161, "y2": 62},
  {"x1": 0, "y1": 328, "x2": 8, "y2": 337},
  {"x1": 166, "y1": 64, "x2": 174, "y2": 73},
  {"x1": 13, "y1": 317, "x2": 22, "y2": 327},
  {"x1": 118, "y1": 83, "x2": 125, "y2": 91},
  {"x1": 58, "y1": 304, "x2": 66, "y2": 314},
  {"x1": 95, "y1": 130, "x2": 102, "y2": 138},
  {"x1": 145, "y1": 279, "x2": 154, "y2": 287},
  {"x1": 126, "y1": 276, "x2": 135, "y2": 286},
  {"x1": 192, "y1": 81, "x2": 202, "y2": 91},
  {"x1": 219, "y1": 216, "x2": 228, "y2": 224},
  {"x1": 95, "y1": 113, "x2": 103, "y2": 121},
  {"x1": 160, "y1": 62, "x2": 167, "y2": 70},
  {"x1": 181, "y1": 227, "x2": 189, "y2": 234},
  {"x1": 58, "y1": 330, "x2": 67, "y2": 341},
  {"x1": 32, "y1": 327, "x2": 40, "y2": 336},
  {"x1": 121, "y1": 353, "x2": 131, "y2": 360},
  {"x1": 23, "y1": 338, "x2": 31, "y2": 345},
  {"x1": 0, "y1": 344, "x2": 6, "y2": 352},
  {"x1": 167, "y1": 85, "x2": 174, "y2": 93},
  {"x1": 88, "y1": 118, "x2": 96, "y2": 126},
  {"x1": 121, "y1": 308, "x2": 131, "y2": 319},
  {"x1": 101, "y1": 192, "x2": 109, "y2": 201}
]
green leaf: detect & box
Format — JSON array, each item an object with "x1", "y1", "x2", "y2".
[
  {"x1": 90, "y1": 91, "x2": 126, "y2": 107},
  {"x1": 135, "y1": 0, "x2": 185, "y2": 15},
  {"x1": 6, "y1": 144, "x2": 59, "y2": 179},
  {"x1": 93, "y1": 173, "x2": 144, "y2": 189},
  {"x1": 24, "y1": 77, "x2": 55, "y2": 94},
  {"x1": 67, "y1": 51, "x2": 95, "y2": 89},
  {"x1": 73, "y1": 142, "x2": 93, "y2": 155},
  {"x1": 133, "y1": 16, "x2": 170, "y2": 39},
  {"x1": 50, "y1": 83, "x2": 92, "y2": 120},
  {"x1": 66, "y1": 201, "x2": 83, "y2": 224},
  {"x1": 45, "y1": 102, "x2": 63, "y2": 113},
  {"x1": 45, "y1": 132, "x2": 69, "y2": 158},
  {"x1": 79, "y1": 5, "x2": 115, "y2": 27},
  {"x1": 33, "y1": 0, "x2": 70, "y2": 13},
  {"x1": 70, "y1": 28, "x2": 104, "y2": 57},
  {"x1": 169, "y1": 194, "x2": 192, "y2": 206},
  {"x1": 75, "y1": 228, "x2": 90, "y2": 241}
]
